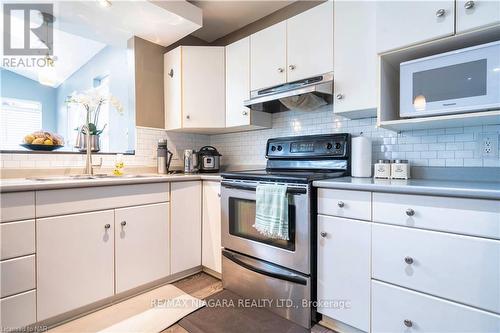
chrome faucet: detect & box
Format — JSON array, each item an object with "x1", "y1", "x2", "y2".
[{"x1": 82, "y1": 123, "x2": 102, "y2": 175}]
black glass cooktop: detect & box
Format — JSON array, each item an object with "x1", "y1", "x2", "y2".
[{"x1": 221, "y1": 169, "x2": 347, "y2": 183}]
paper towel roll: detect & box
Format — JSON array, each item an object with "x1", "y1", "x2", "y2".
[{"x1": 351, "y1": 136, "x2": 372, "y2": 178}]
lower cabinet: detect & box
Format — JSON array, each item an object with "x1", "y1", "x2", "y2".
[
  {"x1": 317, "y1": 215, "x2": 371, "y2": 332},
  {"x1": 36, "y1": 210, "x2": 115, "y2": 321},
  {"x1": 372, "y1": 280, "x2": 500, "y2": 333},
  {"x1": 0, "y1": 290, "x2": 36, "y2": 329},
  {"x1": 202, "y1": 181, "x2": 222, "y2": 274},
  {"x1": 170, "y1": 181, "x2": 202, "y2": 275},
  {"x1": 115, "y1": 203, "x2": 170, "y2": 293}
]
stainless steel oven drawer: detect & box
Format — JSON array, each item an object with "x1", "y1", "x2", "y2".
[{"x1": 222, "y1": 250, "x2": 312, "y2": 328}]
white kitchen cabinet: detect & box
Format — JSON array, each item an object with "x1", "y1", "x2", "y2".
[
  {"x1": 333, "y1": 0, "x2": 377, "y2": 117},
  {"x1": 456, "y1": 0, "x2": 500, "y2": 33},
  {"x1": 250, "y1": 21, "x2": 287, "y2": 90},
  {"x1": 202, "y1": 181, "x2": 222, "y2": 274},
  {"x1": 317, "y1": 215, "x2": 371, "y2": 332},
  {"x1": 376, "y1": 1, "x2": 455, "y2": 53},
  {"x1": 225, "y1": 37, "x2": 271, "y2": 129},
  {"x1": 0, "y1": 290, "x2": 36, "y2": 330},
  {"x1": 170, "y1": 181, "x2": 202, "y2": 275},
  {"x1": 36, "y1": 210, "x2": 115, "y2": 321},
  {"x1": 115, "y1": 203, "x2": 170, "y2": 294},
  {"x1": 287, "y1": 1, "x2": 333, "y2": 82},
  {"x1": 164, "y1": 46, "x2": 225, "y2": 131}
]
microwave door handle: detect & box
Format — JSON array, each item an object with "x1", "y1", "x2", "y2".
[
  {"x1": 222, "y1": 250, "x2": 308, "y2": 286},
  {"x1": 221, "y1": 183, "x2": 307, "y2": 194}
]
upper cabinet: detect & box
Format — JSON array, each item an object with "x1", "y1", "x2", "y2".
[
  {"x1": 287, "y1": 1, "x2": 334, "y2": 82},
  {"x1": 250, "y1": 1, "x2": 334, "y2": 91},
  {"x1": 376, "y1": 1, "x2": 455, "y2": 53},
  {"x1": 250, "y1": 21, "x2": 287, "y2": 90},
  {"x1": 333, "y1": 0, "x2": 377, "y2": 118},
  {"x1": 164, "y1": 46, "x2": 225, "y2": 131},
  {"x1": 456, "y1": 0, "x2": 500, "y2": 33},
  {"x1": 226, "y1": 37, "x2": 271, "y2": 129}
]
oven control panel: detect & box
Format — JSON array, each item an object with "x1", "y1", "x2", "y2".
[{"x1": 266, "y1": 134, "x2": 350, "y2": 159}]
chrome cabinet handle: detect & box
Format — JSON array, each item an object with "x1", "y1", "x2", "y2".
[
  {"x1": 404, "y1": 320, "x2": 413, "y2": 328},
  {"x1": 320, "y1": 232, "x2": 327, "y2": 238},
  {"x1": 104, "y1": 224, "x2": 111, "y2": 229},
  {"x1": 336, "y1": 93, "x2": 344, "y2": 100},
  {"x1": 464, "y1": 1, "x2": 475, "y2": 9},
  {"x1": 242, "y1": 111, "x2": 248, "y2": 116},
  {"x1": 186, "y1": 115, "x2": 190, "y2": 120},
  {"x1": 406, "y1": 208, "x2": 415, "y2": 216},
  {"x1": 277, "y1": 67, "x2": 284, "y2": 73},
  {"x1": 436, "y1": 8, "x2": 446, "y2": 17},
  {"x1": 289, "y1": 64, "x2": 296, "y2": 70},
  {"x1": 217, "y1": 193, "x2": 221, "y2": 198},
  {"x1": 337, "y1": 201, "x2": 345, "y2": 208},
  {"x1": 168, "y1": 69, "x2": 174, "y2": 78},
  {"x1": 121, "y1": 221, "x2": 127, "y2": 226},
  {"x1": 404, "y1": 256, "x2": 414, "y2": 265}
]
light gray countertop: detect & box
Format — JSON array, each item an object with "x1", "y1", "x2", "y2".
[
  {"x1": 0, "y1": 173, "x2": 222, "y2": 193},
  {"x1": 313, "y1": 177, "x2": 500, "y2": 200}
]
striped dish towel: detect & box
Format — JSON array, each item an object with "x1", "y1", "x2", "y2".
[{"x1": 253, "y1": 183, "x2": 289, "y2": 240}]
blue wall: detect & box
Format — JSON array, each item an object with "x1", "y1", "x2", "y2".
[{"x1": 1, "y1": 69, "x2": 57, "y2": 131}]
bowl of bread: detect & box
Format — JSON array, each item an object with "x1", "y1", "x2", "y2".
[{"x1": 21, "y1": 131, "x2": 65, "y2": 151}]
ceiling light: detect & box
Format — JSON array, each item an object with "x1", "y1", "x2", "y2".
[{"x1": 97, "y1": 0, "x2": 112, "y2": 8}]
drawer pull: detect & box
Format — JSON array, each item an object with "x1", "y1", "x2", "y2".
[
  {"x1": 320, "y1": 232, "x2": 327, "y2": 238},
  {"x1": 404, "y1": 319, "x2": 413, "y2": 328},
  {"x1": 404, "y1": 256, "x2": 414, "y2": 265},
  {"x1": 121, "y1": 221, "x2": 127, "y2": 226},
  {"x1": 104, "y1": 224, "x2": 111, "y2": 229},
  {"x1": 405, "y1": 208, "x2": 415, "y2": 216},
  {"x1": 337, "y1": 201, "x2": 345, "y2": 208}
]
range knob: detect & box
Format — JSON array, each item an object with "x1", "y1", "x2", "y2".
[
  {"x1": 271, "y1": 146, "x2": 276, "y2": 152},
  {"x1": 277, "y1": 145, "x2": 283, "y2": 151},
  {"x1": 326, "y1": 143, "x2": 333, "y2": 150},
  {"x1": 335, "y1": 143, "x2": 342, "y2": 150}
]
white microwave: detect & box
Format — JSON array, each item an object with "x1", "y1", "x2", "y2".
[{"x1": 400, "y1": 41, "x2": 500, "y2": 118}]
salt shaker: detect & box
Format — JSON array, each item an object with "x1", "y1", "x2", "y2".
[
  {"x1": 391, "y1": 160, "x2": 411, "y2": 179},
  {"x1": 374, "y1": 160, "x2": 391, "y2": 179}
]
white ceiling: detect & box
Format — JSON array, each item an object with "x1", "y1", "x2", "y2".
[{"x1": 190, "y1": 0, "x2": 295, "y2": 42}]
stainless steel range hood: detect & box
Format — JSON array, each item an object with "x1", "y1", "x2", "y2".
[{"x1": 244, "y1": 72, "x2": 333, "y2": 113}]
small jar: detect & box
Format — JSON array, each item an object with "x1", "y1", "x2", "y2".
[
  {"x1": 374, "y1": 159, "x2": 391, "y2": 179},
  {"x1": 391, "y1": 159, "x2": 411, "y2": 179}
]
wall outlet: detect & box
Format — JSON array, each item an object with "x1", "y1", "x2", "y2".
[{"x1": 477, "y1": 133, "x2": 499, "y2": 158}]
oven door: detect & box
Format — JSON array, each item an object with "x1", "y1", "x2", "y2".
[
  {"x1": 400, "y1": 41, "x2": 500, "y2": 118},
  {"x1": 221, "y1": 180, "x2": 310, "y2": 275}
]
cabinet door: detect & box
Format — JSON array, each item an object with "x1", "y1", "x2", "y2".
[
  {"x1": 287, "y1": 1, "x2": 333, "y2": 81},
  {"x1": 202, "y1": 181, "x2": 221, "y2": 274},
  {"x1": 376, "y1": 1, "x2": 455, "y2": 53},
  {"x1": 226, "y1": 37, "x2": 251, "y2": 127},
  {"x1": 37, "y1": 210, "x2": 115, "y2": 321},
  {"x1": 333, "y1": 1, "x2": 377, "y2": 116},
  {"x1": 115, "y1": 203, "x2": 170, "y2": 294},
  {"x1": 250, "y1": 21, "x2": 287, "y2": 90},
  {"x1": 171, "y1": 181, "x2": 202, "y2": 274},
  {"x1": 182, "y1": 46, "x2": 225, "y2": 129},
  {"x1": 457, "y1": 0, "x2": 500, "y2": 33},
  {"x1": 164, "y1": 47, "x2": 182, "y2": 130},
  {"x1": 317, "y1": 215, "x2": 371, "y2": 332}
]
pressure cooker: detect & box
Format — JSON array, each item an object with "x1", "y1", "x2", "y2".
[{"x1": 198, "y1": 146, "x2": 221, "y2": 173}]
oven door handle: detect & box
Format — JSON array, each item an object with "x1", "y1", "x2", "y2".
[
  {"x1": 222, "y1": 250, "x2": 308, "y2": 285},
  {"x1": 221, "y1": 182, "x2": 307, "y2": 194}
]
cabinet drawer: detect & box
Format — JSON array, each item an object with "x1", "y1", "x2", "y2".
[
  {"x1": 373, "y1": 192, "x2": 500, "y2": 239},
  {"x1": 372, "y1": 281, "x2": 500, "y2": 333},
  {"x1": 318, "y1": 189, "x2": 371, "y2": 220},
  {"x1": 0, "y1": 192, "x2": 35, "y2": 223},
  {"x1": 0, "y1": 220, "x2": 35, "y2": 260},
  {"x1": 36, "y1": 183, "x2": 170, "y2": 217},
  {"x1": 0, "y1": 290, "x2": 37, "y2": 330},
  {"x1": 372, "y1": 223, "x2": 500, "y2": 313},
  {"x1": 1, "y1": 255, "x2": 36, "y2": 298}
]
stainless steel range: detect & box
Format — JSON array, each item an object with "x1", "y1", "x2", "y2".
[{"x1": 220, "y1": 133, "x2": 351, "y2": 329}]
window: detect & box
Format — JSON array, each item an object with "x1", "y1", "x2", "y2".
[{"x1": 0, "y1": 98, "x2": 42, "y2": 150}]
